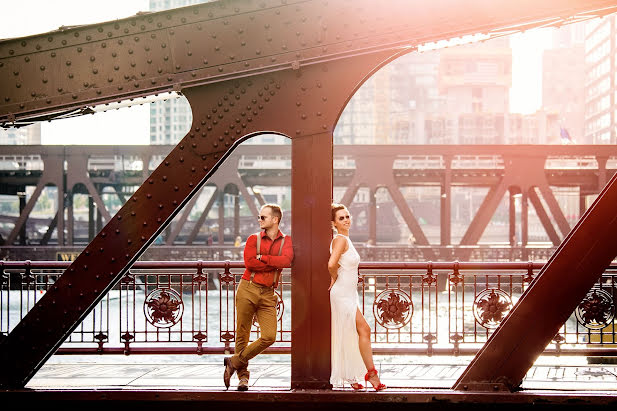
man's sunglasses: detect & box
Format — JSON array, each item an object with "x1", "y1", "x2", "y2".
[{"x1": 258, "y1": 215, "x2": 269, "y2": 221}]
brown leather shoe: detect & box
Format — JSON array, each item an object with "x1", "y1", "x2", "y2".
[
  {"x1": 223, "y1": 357, "x2": 236, "y2": 389},
  {"x1": 237, "y1": 376, "x2": 249, "y2": 391}
]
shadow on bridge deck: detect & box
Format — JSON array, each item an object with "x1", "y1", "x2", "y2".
[{"x1": 3, "y1": 355, "x2": 617, "y2": 410}]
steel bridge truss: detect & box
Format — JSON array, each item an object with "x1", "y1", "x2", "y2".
[{"x1": 2, "y1": 144, "x2": 615, "y2": 262}]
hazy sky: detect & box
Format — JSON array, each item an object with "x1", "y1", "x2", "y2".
[
  {"x1": 1, "y1": 0, "x2": 558, "y2": 144},
  {"x1": 0, "y1": 0, "x2": 151, "y2": 144}
]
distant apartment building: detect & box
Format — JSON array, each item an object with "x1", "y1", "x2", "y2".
[
  {"x1": 390, "y1": 52, "x2": 445, "y2": 144},
  {"x1": 334, "y1": 38, "x2": 561, "y2": 145},
  {"x1": 437, "y1": 40, "x2": 513, "y2": 144},
  {"x1": 334, "y1": 77, "x2": 380, "y2": 144},
  {"x1": 540, "y1": 22, "x2": 586, "y2": 144},
  {"x1": 584, "y1": 16, "x2": 615, "y2": 144},
  {"x1": 0, "y1": 123, "x2": 41, "y2": 145},
  {"x1": 542, "y1": 45, "x2": 585, "y2": 143},
  {"x1": 149, "y1": 0, "x2": 206, "y2": 146},
  {"x1": 335, "y1": 51, "x2": 444, "y2": 144}
]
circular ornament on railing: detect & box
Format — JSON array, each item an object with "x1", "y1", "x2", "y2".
[
  {"x1": 575, "y1": 289, "x2": 615, "y2": 330},
  {"x1": 252, "y1": 291, "x2": 284, "y2": 327},
  {"x1": 144, "y1": 288, "x2": 184, "y2": 328},
  {"x1": 473, "y1": 288, "x2": 512, "y2": 329},
  {"x1": 373, "y1": 289, "x2": 413, "y2": 329}
]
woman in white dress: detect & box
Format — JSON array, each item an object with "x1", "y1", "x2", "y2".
[{"x1": 328, "y1": 203, "x2": 386, "y2": 391}]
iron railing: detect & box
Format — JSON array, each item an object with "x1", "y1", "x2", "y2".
[
  {"x1": 1, "y1": 245, "x2": 558, "y2": 263},
  {"x1": 1, "y1": 260, "x2": 616, "y2": 356}
]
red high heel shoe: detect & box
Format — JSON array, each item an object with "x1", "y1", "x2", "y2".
[
  {"x1": 364, "y1": 369, "x2": 386, "y2": 391},
  {"x1": 350, "y1": 382, "x2": 364, "y2": 390}
]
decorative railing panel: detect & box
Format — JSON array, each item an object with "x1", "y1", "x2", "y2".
[
  {"x1": 359, "y1": 271, "x2": 438, "y2": 348},
  {"x1": 118, "y1": 267, "x2": 209, "y2": 353},
  {"x1": 1, "y1": 261, "x2": 616, "y2": 356}
]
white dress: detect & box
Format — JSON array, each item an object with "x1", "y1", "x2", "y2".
[{"x1": 329, "y1": 234, "x2": 366, "y2": 386}]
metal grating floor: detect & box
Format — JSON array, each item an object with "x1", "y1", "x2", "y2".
[{"x1": 25, "y1": 355, "x2": 617, "y2": 392}]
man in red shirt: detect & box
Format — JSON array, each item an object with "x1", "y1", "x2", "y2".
[{"x1": 223, "y1": 203, "x2": 293, "y2": 391}]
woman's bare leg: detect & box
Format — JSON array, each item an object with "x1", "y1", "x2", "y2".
[{"x1": 355, "y1": 308, "x2": 382, "y2": 387}]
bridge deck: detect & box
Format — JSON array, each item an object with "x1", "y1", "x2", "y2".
[
  {"x1": 24, "y1": 355, "x2": 617, "y2": 391},
  {"x1": 0, "y1": 355, "x2": 613, "y2": 410}
]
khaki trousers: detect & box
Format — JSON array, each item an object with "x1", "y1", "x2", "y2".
[{"x1": 231, "y1": 279, "x2": 278, "y2": 378}]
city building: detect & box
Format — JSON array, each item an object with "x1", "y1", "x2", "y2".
[
  {"x1": 584, "y1": 16, "x2": 615, "y2": 144},
  {"x1": 149, "y1": 0, "x2": 209, "y2": 146},
  {"x1": 542, "y1": 25, "x2": 586, "y2": 144},
  {"x1": 336, "y1": 38, "x2": 518, "y2": 145},
  {"x1": 0, "y1": 123, "x2": 41, "y2": 145}
]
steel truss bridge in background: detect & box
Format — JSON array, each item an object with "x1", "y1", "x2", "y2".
[{"x1": 2, "y1": 144, "x2": 616, "y2": 262}]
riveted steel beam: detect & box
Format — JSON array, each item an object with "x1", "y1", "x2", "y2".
[{"x1": 1, "y1": 0, "x2": 616, "y2": 126}]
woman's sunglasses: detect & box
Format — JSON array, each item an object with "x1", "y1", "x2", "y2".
[{"x1": 338, "y1": 215, "x2": 351, "y2": 221}]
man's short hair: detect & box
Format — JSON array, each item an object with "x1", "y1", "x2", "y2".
[{"x1": 262, "y1": 204, "x2": 282, "y2": 223}]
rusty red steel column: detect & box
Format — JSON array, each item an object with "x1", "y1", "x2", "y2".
[
  {"x1": 291, "y1": 131, "x2": 333, "y2": 389},
  {"x1": 454, "y1": 171, "x2": 617, "y2": 392}
]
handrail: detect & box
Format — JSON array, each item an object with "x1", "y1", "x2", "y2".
[{"x1": 0, "y1": 260, "x2": 553, "y2": 270}]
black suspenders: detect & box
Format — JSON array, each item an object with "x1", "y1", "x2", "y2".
[{"x1": 249, "y1": 233, "x2": 286, "y2": 285}]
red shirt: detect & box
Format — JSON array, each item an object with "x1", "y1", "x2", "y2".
[{"x1": 243, "y1": 230, "x2": 293, "y2": 287}]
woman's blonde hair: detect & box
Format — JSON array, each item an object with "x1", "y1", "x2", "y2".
[{"x1": 331, "y1": 203, "x2": 347, "y2": 221}]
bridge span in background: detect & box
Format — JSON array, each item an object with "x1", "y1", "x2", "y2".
[{"x1": 2, "y1": 144, "x2": 616, "y2": 262}]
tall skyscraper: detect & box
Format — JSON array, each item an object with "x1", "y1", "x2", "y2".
[
  {"x1": 584, "y1": 16, "x2": 615, "y2": 144},
  {"x1": 438, "y1": 38, "x2": 513, "y2": 144},
  {"x1": 334, "y1": 51, "x2": 444, "y2": 145},
  {"x1": 542, "y1": 44, "x2": 585, "y2": 143},
  {"x1": 148, "y1": 0, "x2": 210, "y2": 145}
]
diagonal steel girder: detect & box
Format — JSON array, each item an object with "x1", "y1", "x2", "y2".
[
  {"x1": 454, "y1": 171, "x2": 617, "y2": 391},
  {"x1": 1, "y1": 0, "x2": 617, "y2": 125}
]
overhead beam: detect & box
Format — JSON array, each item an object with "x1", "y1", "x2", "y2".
[{"x1": 2, "y1": 1, "x2": 616, "y2": 125}]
